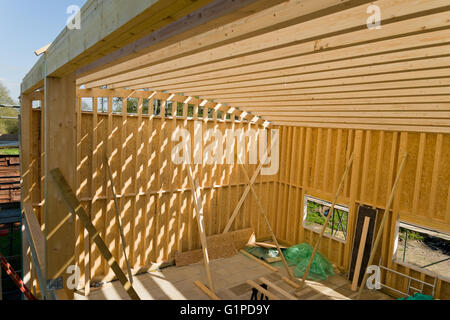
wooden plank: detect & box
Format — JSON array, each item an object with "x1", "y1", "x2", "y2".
[
  {"x1": 145, "y1": 97, "x2": 156, "y2": 262},
  {"x1": 154, "y1": 60, "x2": 450, "y2": 95},
  {"x1": 282, "y1": 276, "x2": 301, "y2": 289},
  {"x1": 428, "y1": 134, "x2": 444, "y2": 217},
  {"x1": 49, "y1": 168, "x2": 141, "y2": 300},
  {"x1": 76, "y1": 89, "x2": 267, "y2": 127},
  {"x1": 238, "y1": 163, "x2": 295, "y2": 281},
  {"x1": 223, "y1": 136, "x2": 276, "y2": 233},
  {"x1": 239, "y1": 250, "x2": 278, "y2": 273},
  {"x1": 348, "y1": 206, "x2": 378, "y2": 287},
  {"x1": 105, "y1": 156, "x2": 133, "y2": 284},
  {"x1": 246, "y1": 280, "x2": 280, "y2": 300},
  {"x1": 22, "y1": 202, "x2": 47, "y2": 299},
  {"x1": 412, "y1": 133, "x2": 426, "y2": 216},
  {"x1": 175, "y1": 228, "x2": 254, "y2": 267},
  {"x1": 20, "y1": 93, "x2": 33, "y2": 295},
  {"x1": 117, "y1": 22, "x2": 450, "y2": 90},
  {"x1": 259, "y1": 277, "x2": 297, "y2": 300},
  {"x1": 274, "y1": 121, "x2": 450, "y2": 134},
  {"x1": 24, "y1": 0, "x2": 227, "y2": 93},
  {"x1": 134, "y1": 98, "x2": 144, "y2": 266},
  {"x1": 300, "y1": 153, "x2": 355, "y2": 286},
  {"x1": 254, "y1": 242, "x2": 288, "y2": 250},
  {"x1": 356, "y1": 154, "x2": 408, "y2": 299},
  {"x1": 351, "y1": 217, "x2": 371, "y2": 291},
  {"x1": 105, "y1": 96, "x2": 116, "y2": 279},
  {"x1": 87, "y1": 1, "x2": 450, "y2": 88},
  {"x1": 194, "y1": 281, "x2": 220, "y2": 300},
  {"x1": 175, "y1": 232, "x2": 236, "y2": 267},
  {"x1": 45, "y1": 74, "x2": 77, "y2": 300},
  {"x1": 119, "y1": 97, "x2": 128, "y2": 268},
  {"x1": 186, "y1": 159, "x2": 215, "y2": 293},
  {"x1": 78, "y1": 0, "x2": 362, "y2": 84}
]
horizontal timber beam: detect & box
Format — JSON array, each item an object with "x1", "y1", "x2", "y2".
[
  {"x1": 24, "y1": 0, "x2": 265, "y2": 94},
  {"x1": 78, "y1": 0, "x2": 374, "y2": 86},
  {"x1": 80, "y1": 0, "x2": 450, "y2": 89},
  {"x1": 76, "y1": 0, "x2": 288, "y2": 79},
  {"x1": 116, "y1": 27, "x2": 450, "y2": 90}
]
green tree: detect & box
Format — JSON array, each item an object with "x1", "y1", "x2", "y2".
[
  {"x1": 0, "y1": 81, "x2": 19, "y2": 135},
  {"x1": 0, "y1": 81, "x2": 16, "y2": 105}
]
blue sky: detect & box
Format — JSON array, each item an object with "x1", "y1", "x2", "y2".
[{"x1": 0, "y1": 0, "x2": 86, "y2": 101}]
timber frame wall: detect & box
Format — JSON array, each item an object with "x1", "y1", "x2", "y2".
[
  {"x1": 19, "y1": 0, "x2": 450, "y2": 301},
  {"x1": 21, "y1": 88, "x2": 278, "y2": 296},
  {"x1": 21, "y1": 88, "x2": 450, "y2": 299},
  {"x1": 275, "y1": 126, "x2": 450, "y2": 299}
]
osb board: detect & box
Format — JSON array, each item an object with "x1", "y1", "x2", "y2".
[
  {"x1": 175, "y1": 228, "x2": 255, "y2": 267},
  {"x1": 348, "y1": 206, "x2": 378, "y2": 286},
  {"x1": 231, "y1": 228, "x2": 256, "y2": 250}
]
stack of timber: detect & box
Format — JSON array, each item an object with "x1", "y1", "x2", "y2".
[{"x1": 0, "y1": 155, "x2": 20, "y2": 204}]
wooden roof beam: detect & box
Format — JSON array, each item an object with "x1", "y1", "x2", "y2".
[
  {"x1": 76, "y1": 88, "x2": 272, "y2": 128},
  {"x1": 21, "y1": 0, "x2": 222, "y2": 94},
  {"x1": 118, "y1": 28, "x2": 450, "y2": 91},
  {"x1": 76, "y1": 0, "x2": 287, "y2": 80},
  {"x1": 77, "y1": 0, "x2": 372, "y2": 86},
  {"x1": 80, "y1": 0, "x2": 450, "y2": 89}
]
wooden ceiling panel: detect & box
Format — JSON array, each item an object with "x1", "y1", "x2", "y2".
[{"x1": 75, "y1": 0, "x2": 450, "y2": 133}]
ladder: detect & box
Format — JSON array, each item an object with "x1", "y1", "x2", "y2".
[{"x1": 0, "y1": 253, "x2": 37, "y2": 300}]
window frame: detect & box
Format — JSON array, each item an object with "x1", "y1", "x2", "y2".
[
  {"x1": 302, "y1": 194, "x2": 349, "y2": 244},
  {"x1": 392, "y1": 220, "x2": 450, "y2": 282}
]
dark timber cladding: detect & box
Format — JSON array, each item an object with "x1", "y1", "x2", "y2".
[
  {"x1": 348, "y1": 206, "x2": 378, "y2": 286},
  {"x1": 20, "y1": 0, "x2": 450, "y2": 300}
]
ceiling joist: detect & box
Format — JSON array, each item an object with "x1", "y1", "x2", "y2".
[{"x1": 73, "y1": 0, "x2": 450, "y2": 133}]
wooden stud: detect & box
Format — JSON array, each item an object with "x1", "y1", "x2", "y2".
[
  {"x1": 237, "y1": 163, "x2": 295, "y2": 281},
  {"x1": 300, "y1": 153, "x2": 355, "y2": 287},
  {"x1": 105, "y1": 156, "x2": 133, "y2": 284},
  {"x1": 194, "y1": 281, "x2": 220, "y2": 300},
  {"x1": 49, "y1": 168, "x2": 141, "y2": 300},
  {"x1": 223, "y1": 136, "x2": 276, "y2": 234},
  {"x1": 44, "y1": 74, "x2": 77, "y2": 300},
  {"x1": 356, "y1": 154, "x2": 408, "y2": 300},
  {"x1": 282, "y1": 276, "x2": 301, "y2": 289},
  {"x1": 185, "y1": 143, "x2": 215, "y2": 293}
]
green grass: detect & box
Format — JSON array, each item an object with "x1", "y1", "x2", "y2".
[
  {"x1": 399, "y1": 228, "x2": 425, "y2": 241},
  {"x1": 0, "y1": 148, "x2": 19, "y2": 155},
  {"x1": 305, "y1": 200, "x2": 348, "y2": 236}
]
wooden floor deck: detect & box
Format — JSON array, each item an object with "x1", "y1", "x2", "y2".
[{"x1": 74, "y1": 252, "x2": 393, "y2": 300}]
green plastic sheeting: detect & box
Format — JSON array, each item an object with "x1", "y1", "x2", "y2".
[
  {"x1": 398, "y1": 293, "x2": 434, "y2": 300},
  {"x1": 284, "y1": 243, "x2": 335, "y2": 281}
]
